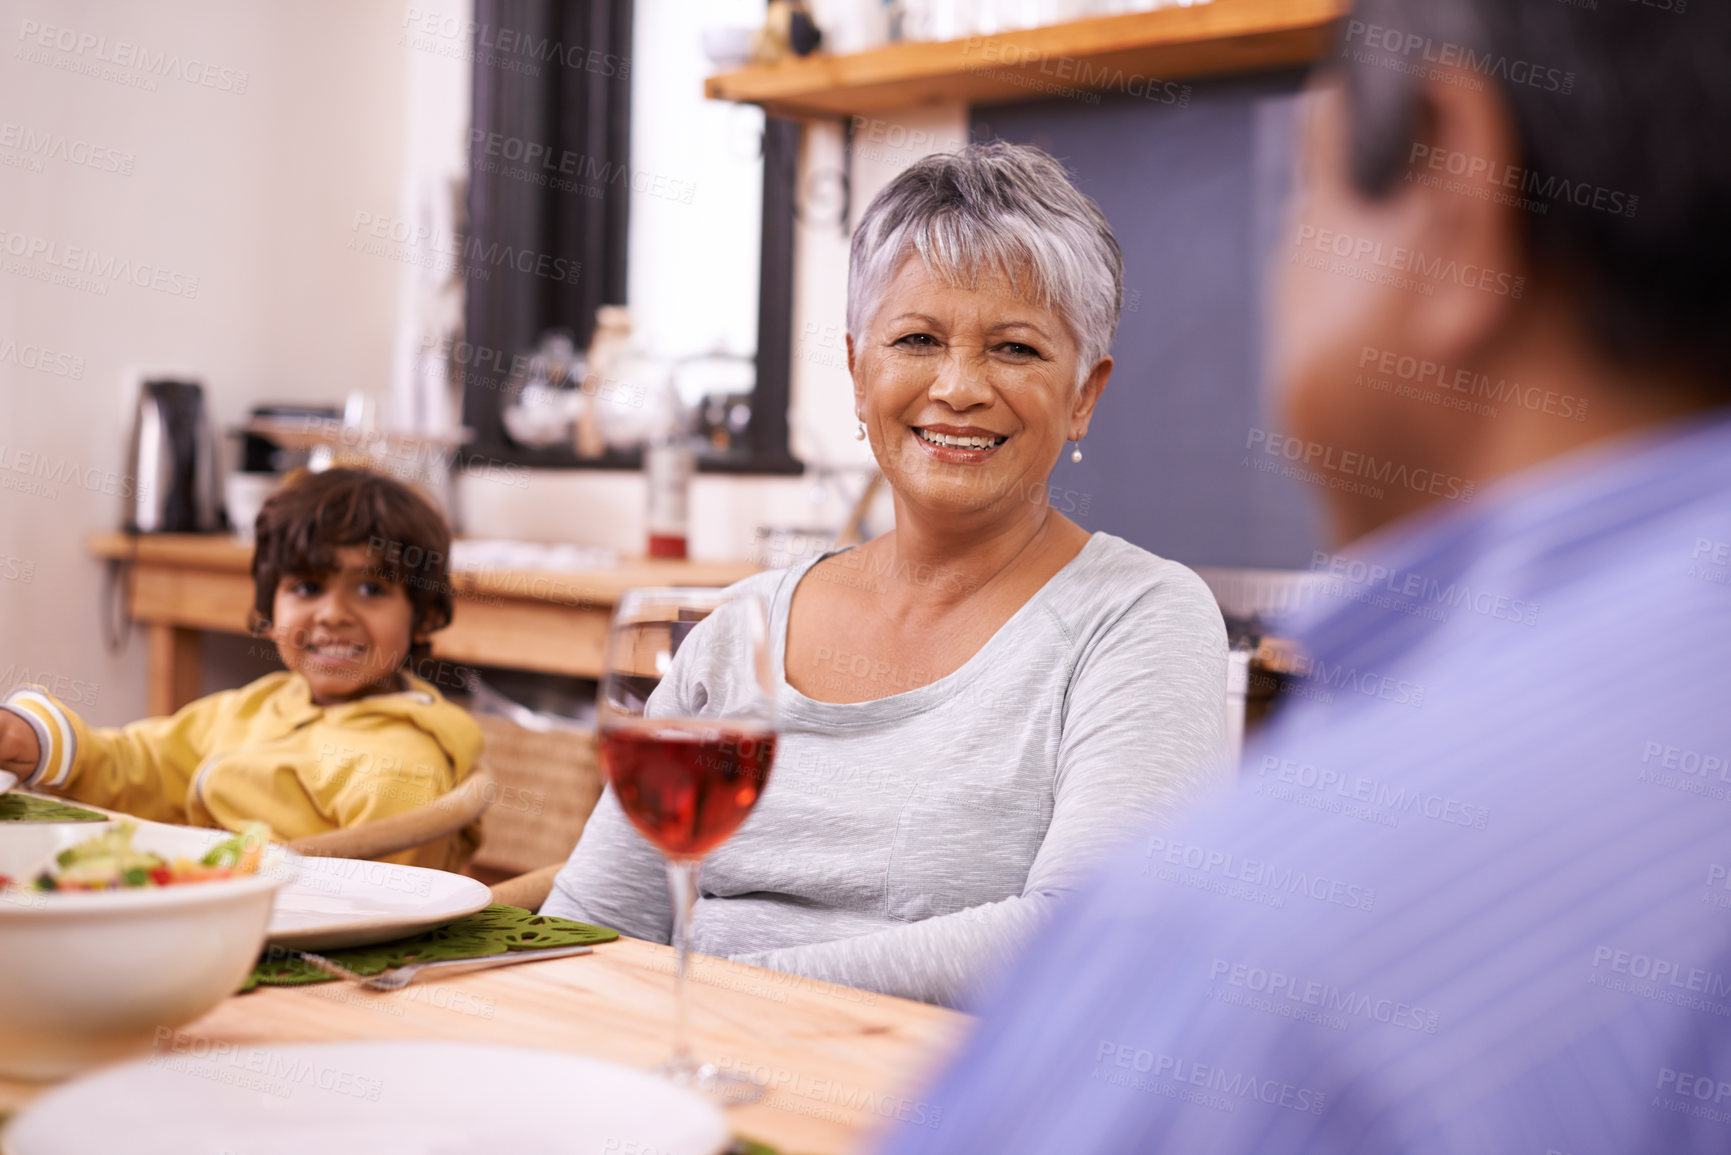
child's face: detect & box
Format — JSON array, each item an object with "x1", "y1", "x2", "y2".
[{"x1": 271, "y1": 545, "x2": 417, "y2": 706}]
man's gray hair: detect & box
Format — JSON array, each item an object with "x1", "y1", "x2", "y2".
[{"x1": 846, "y1": 142, "x2": 1124, "y2": 381}]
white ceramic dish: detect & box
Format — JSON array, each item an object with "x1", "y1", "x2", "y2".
[
  {"x1": 0, "y1": 769, "x2": 17, "y2": 793},
  {"x1": 0, "y1": 821, "x2": 298, "y2": 1081},
  {"x1": 700, "y1": 26, "x2": 754, "y2": 70},
  {"x1": 2, "y1": 1041, "x2": 733, "y2": 1155},
  {"x1": 268, "y1": 855, "x2": 495, "y2": 950}
]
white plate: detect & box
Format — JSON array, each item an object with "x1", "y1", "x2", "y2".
[
  {"x1": 2, "y1": 1041, "x2": 732, "y2": 1155},
  {"x1": 267, "y1": 856, "x2": 495, "y2": 950},
  {"x1": 0, "y1": 770, "x2": 16, "y2": 794}
]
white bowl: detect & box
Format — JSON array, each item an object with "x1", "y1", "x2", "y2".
[
  {"x1": 223, "y1": 471, "x2": 281, "y2": 541},
  {"x1": 0, "y1": 821, "x2": 298, "y2": 1080},
  {"x1": 700, "y1": 26, "x2": 755, "y2": 70}
]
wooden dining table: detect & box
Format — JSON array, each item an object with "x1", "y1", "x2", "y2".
[{"x1": 0, "y1": 933, "x2": 971, "y2": 1154}]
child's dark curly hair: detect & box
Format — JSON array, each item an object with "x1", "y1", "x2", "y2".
[{"x1": 247, "y1": 469, "x2": 454, "y2": 663}]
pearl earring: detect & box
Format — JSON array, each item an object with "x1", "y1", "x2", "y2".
[
  {"x1": 1070, "y1": 440, "x2": 1083, "y2": 463},
  {"x1": 855, "y1": 422, "x2": 867, "y2": 441}
]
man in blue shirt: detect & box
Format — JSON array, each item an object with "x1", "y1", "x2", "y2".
[{"x1": 880, "y1": 0, "x2": 1731, "y2": 1152}]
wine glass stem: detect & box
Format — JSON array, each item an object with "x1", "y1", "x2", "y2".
[{"x1": 666, "y1": 856, "x2": 702, "y2": 1071}]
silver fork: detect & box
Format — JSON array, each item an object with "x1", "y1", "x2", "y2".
[{"x1": 295, "y1": 943, "x2": 594, "y2": 991}]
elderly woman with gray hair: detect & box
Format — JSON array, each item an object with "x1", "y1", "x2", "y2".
[{"x1": 543, "y1": 142, "x2": 1229, "y2": 1007}]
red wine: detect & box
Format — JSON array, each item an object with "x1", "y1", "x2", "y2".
[{"x1": 600, "y1": 720, "x2": 777, "y2": 858}]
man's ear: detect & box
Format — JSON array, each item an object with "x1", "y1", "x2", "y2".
[
  {"x1": 1397, "y1": 70, "x2": 1531, "y2": 362},
  {"x1": 1068, "y1": 356, "x2": 1113, "y2": 442}
]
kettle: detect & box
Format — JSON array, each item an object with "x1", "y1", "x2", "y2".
[{"x1": 123, "y1": 379, "x2": 222, "y2": 533}]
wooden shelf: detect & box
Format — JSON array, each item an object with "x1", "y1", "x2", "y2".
[
  {"x1": 87, "y1": 532, "x2": 762, "y2": 602},
  {"x1": 704, "y1": 0, "x2": 1348, "y2": 119},
  {"x1": 89, "y1": 533, "x2": 761, "y2": 713}
]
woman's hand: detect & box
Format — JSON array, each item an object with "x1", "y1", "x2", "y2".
[{"x1": 0, "y1": 709, "x2": 41, "y2": 777}]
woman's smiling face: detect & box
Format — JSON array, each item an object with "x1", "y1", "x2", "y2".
[{"x1": 851, "y1": 256, "x2": 1110, "y2": 518}]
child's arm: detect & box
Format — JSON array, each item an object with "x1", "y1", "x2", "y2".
[{"x1": 0, "y1": 687, "x2": 217, "y2": 823}]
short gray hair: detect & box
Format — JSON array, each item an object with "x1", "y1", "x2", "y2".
[{"x1": 846, "y1": 142, "x2": 1124, "y2": 380}]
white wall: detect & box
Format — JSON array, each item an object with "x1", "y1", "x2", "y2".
[{"x1": 0, "y1": 0, "x2": 412, "y2": 724}]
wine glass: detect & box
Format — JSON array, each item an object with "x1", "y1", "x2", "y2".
[{"x1": 597, "y1": 587, "x2": 778, "y2": 1102}]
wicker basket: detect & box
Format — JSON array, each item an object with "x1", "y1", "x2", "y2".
[{"x1": 468, "y1": 714, "x2": 604, "y2": 877}]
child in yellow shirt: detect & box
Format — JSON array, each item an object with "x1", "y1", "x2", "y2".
[{"x1": 0, "y1": 469, "x2": 484, "y2": 869}]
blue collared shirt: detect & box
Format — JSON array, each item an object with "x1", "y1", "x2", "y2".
[{"x1": 881, "y1": 410, "x2": 1731, "y2": 1155}]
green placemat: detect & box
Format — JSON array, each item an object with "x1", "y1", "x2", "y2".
[
  {"x1": 0, "y1": 793, "x2": 107, "y2": 823},
  {"x1": 242, "y1": 903, "x2": 619, "y2": 991},
  {"x1": 243, "y1": 907, "x2": 783, "y2": 1155}
]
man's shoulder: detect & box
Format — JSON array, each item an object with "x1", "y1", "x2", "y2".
[
  {"x1": 1093, "y1": 708, "x2": 1731, "y2": 1148},
  {"x1": 1166, "y1": 663, "x2": 1731, "y2": 987}
]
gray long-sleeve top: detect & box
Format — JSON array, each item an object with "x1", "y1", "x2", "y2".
[{"x1": 541, "y1": 533, "x2": 1230, "y2": 1007}]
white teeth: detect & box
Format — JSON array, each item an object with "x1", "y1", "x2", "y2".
[{"x1": 916, "y1": 428, "x2": 1005, "y2": 450}]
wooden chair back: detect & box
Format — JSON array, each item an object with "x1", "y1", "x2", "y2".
[{"x1": 467, "y1": 716, "x2": 603, "y2": 877}]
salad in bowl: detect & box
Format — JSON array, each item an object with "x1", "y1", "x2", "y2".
[
  {"x1": 0, "y1": 817, "x2": 299, "y2": 1080},
  {"x1": 14, "y1": 820, "x2": 270, "y2": 892}
]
